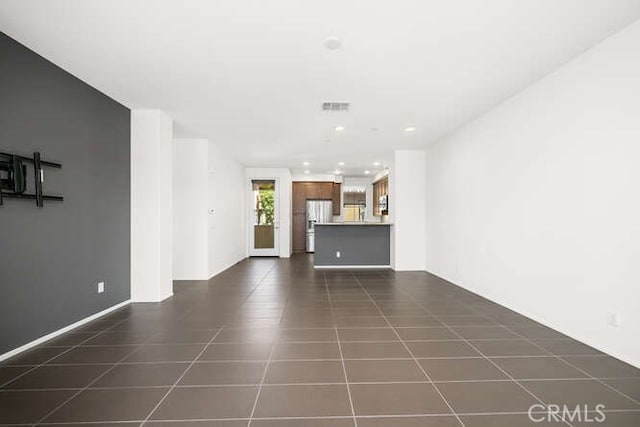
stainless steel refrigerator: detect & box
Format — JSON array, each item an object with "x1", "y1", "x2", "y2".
[{"x1": 306, "y1": 200, "x2": 333, "y2": 252}]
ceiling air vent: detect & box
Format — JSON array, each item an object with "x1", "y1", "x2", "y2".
[{"x1": 322, "y1": 102, "x2": 350, "y2": 112}]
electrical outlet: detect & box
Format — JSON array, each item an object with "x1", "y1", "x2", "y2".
[
  {"x1": 336, "y1": 251, "x2": 341, "y2": 258},
  {"x1": 97, "y1": 281, "x2": 105, "y2": 294},
  {"x1": 607, "y1": 312, "x2": 620, "y2": 327}
]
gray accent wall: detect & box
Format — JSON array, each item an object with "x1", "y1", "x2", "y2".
[
  {"x1": 0, "y1": 33, "x2": 131, "y2": 354},
  {"x1": 314, "y1": 224, "x2": 391, "y2": 266}
]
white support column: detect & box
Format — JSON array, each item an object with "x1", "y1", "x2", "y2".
[
  {"x1": 131, "y1": 110, "x2": 173, "y2": 302},
  {"x1": 393, "y1": 150, "x2": 426, "y2": 271}
]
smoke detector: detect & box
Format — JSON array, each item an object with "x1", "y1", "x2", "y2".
[
  {"x1": 324, "y1": 37, "x2": 342, "y2": 50},
  {"x1": 322, "y1": 102, "x2": 350, "y2": 112}
]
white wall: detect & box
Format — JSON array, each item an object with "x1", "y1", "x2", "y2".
[
  {"x1": 131, "y1": 110, "x2": 173, "y2": 302},
  {"x1": 291, "y1": 173, "x2": 337, "y2": 182},
  {"x1": 425, "y1": 21, "x2": 640, "y2": 367},
  {"x1": 172, "y1": 139, "x2": 247, "y2": 279},
  {"x1": 393, "y1": 150, "x2": 426, "y2": 271},
  {"x1": 245, "y1": 168, "x2": 292, "y2": 258},
  {"x1": 208, "y1": 143, "x2": 247, "y2": 276},
  {"x1": 173, "y1": 139, "x2": 209, "y2": 280}
]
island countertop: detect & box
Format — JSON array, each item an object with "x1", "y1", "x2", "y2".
[{"x1": 315, "y1": 222, "x2": 392, "y2": 226}]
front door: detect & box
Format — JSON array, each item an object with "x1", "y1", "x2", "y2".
[{"x1": 249, "y1": 179, "x2": 279, "y2": 256}]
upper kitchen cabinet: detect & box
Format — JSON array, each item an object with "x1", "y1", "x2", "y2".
[
  {"x1": 343, "y1": 190, "x2": 365, "y2": 205},
  {"x1": 292, "y1": 182, "x2": 307, "y2": 213},
  {"x1": 318, "y1": 182, "x2": 334, "y2": 200}
]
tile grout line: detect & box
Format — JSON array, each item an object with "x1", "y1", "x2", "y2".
[
  {"x1": 349, "y1": 272, "x2": 466, "y2": 427},
  {"x1": 139, "y1": 327, "x2": 224, "y2": 425},
  {"x1": 393, "y1": 283, "x2": 576, "y2": 427},
  {"x1": 36, "y1": 272, "x2": 248, "y2": 426},
  {"x1": 143, "y1": 260, "x2": 281, "y2": 426},
  {"x1": 6, "y1": 375, "x2": 633, "y2": 393},
  {"x1": 498, "y1": 324, "x2": 640, "y2": 407},
  {"x1": 0, "y1": 315, "x2": 133, "y2": 390},
  {"x1": 324, "y1": 271, "x2": 358, "y2": 427},
  {"x1": 2, "y1": 408, "x2": 640, "y2": 426},
  {"x1": 246, "y1": 265, "x2": 290, "y2": 427},
  {"x1": 33, "y1": 321, "x2": 182, "y2": 426},
  {"x1": 455, "y1": 296, "x2": 640, "y2": 408},
  {"x1": 8, "y1": 353, "x2": 613, "y2": 368},
  {"x1": 1, "y1": 408, "x2": 639, "y2": 426}
]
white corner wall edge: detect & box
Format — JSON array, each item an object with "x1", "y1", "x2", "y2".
[
  {"x1": 393, "y1": 150, "x2": 426, "y2": 271},
  {"x1": 131, "y1": 109, "x2": 174, "y2": 302},
  {"x1": 0, "y1": 299, "x2": 131, "y2": 363}
]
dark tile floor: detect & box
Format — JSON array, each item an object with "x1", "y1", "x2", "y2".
[{"x1": 1, "y1": 255, "x2": 639, "y2": 426}]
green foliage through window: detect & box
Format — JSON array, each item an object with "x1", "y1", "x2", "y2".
[{"x1": 258, "y1": 189, "x2": 274, "y2": 224}]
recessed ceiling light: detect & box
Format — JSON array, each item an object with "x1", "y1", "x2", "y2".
[
  {"x1": 304, "y1": 170, "x2": 310, "y2": 174},
  {"x1": 334, "y1": 126, "x2": 345, "y2": 132},
  {"x1": 338, "y1": 162, "x2": 345, "y2": 166},
  {"x1": 364, "y1": 170, "x2": 371, "y2": 175},
  {"x1": 302, "y1": 161, "x2": 310, "y2": 166},
  {"x1": 334, "y1": 170, "x2": 342, "y2": 175},
  {"x1": 373, "y1": 161, "x2": 381, "y2": 166},
  {"x1": 324, "y1": 36, "x2": 342, "y2": 50},
  {"x1": 404, "y1": 126, "x2": 416, "y2": 132}
]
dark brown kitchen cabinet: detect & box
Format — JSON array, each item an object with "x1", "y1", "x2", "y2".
[
  {"x1": 292, "y1": 182, "x2": 307, "y2": 213},
  {"x1": 292, "y1": 212, "x2": 306, "y2": 252},
  {"x1": 373, "y1": 176, "x2": 389, "y2": 216},
  {"x1": 332, "y1": 183, "x2": 341, "y2": 215},
  {"x1": 322, "y1": 183, "x2": 334, "y2": 200},
  {"x1": 291, "y1": 181, "x2": 340, "y2": 252}
]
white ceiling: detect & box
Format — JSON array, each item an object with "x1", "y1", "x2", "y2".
[{"x1": 2, "y1": 0, "x2": 640, "y2": 176}]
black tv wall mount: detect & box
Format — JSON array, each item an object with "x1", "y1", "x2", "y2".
[{"x1": 0, "y1": 151, "x2": 64, "y2": 207}]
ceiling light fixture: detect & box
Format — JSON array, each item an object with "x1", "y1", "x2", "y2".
[
  {"x1": 338, "y1": 162, "x2": 345, "y2": 166},
  {"x1": 302, "y1": 161, "x2": 310, "y2": 166},
  {"x1": 404, "y1": 126, "x2": 416, "y2": 132},
  {"x1": 334, "y1": 126, "x2": 345, "y2": 132},
  {"x1": 364, "y1": 170, "x2": 371, "y2": 175},
  {"x1": 324, "y1": 36, "x2": 342, "y2": 50},
  {"x1": 334, "y1": 170, "x2": 342, "y2": 175},
  {"x1": 304, "y1": 170, "x2": 310, "y2": 174},
  {"x1": 373, "y1": 161, "x2": 381, "y2": 166}
]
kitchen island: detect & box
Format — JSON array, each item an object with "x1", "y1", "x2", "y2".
[{"x1": 314, "y1": 222, "x2": 392, "y2": 268}]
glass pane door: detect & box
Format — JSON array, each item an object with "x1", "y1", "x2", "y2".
[{"x1": 249, "y1": 179, "x2": 278, "y2": 256}]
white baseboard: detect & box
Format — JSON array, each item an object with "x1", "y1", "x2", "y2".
[
  {"x1": 209, "y1": 256, "x2": 247, "y2": 279},
  {"x1": 425, "y1": 268, "x2": 640, "y2": 369},
  {"x1": 0, "y1": 299, "x2": 131, "y2": 363},
  {"x1": 315, "y1": 265, "x2": 392, "y2": 269},
  {"x1": 131, "y1": 292, "x2": 173, "y2": 303}
]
